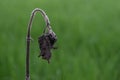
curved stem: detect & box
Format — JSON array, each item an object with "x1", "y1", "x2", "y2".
[
  {"x1": 26, "y1": 8, "x2": 51, "y2": 80},
  {"x1": 27, "y1": 8, "x2": 51, "y2": 38}
]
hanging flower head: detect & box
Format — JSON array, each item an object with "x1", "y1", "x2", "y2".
[{"x1": 38, "y1": 28, "x2": 57, "y2": 63}]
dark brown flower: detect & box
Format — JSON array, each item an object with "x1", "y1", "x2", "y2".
[{"x1": 38, "y1": 31, "x2": 57, "y2": 63}]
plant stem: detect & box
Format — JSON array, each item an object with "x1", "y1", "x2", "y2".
[{"x1": 26, "y1": 8, "x2": 51, "y2": 80}]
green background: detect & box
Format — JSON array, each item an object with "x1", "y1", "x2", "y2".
[{"x1": 0, "y1": 0, "x2": 120, "y2": 80}]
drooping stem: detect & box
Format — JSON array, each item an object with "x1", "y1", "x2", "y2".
[{"x1": 26, "y1": 8, "x2": 51, "y2": 80}]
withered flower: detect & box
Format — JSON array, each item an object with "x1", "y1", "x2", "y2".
[
  {"x1": 38, "y1": 30, "x2": 57, "y2": 63},
  {"x1": 26, "y1": 8, "x2": 57, "y2": 80}
]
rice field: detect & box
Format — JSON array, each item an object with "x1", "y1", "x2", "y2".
[{"x1": 0, "y1": 0, "x2": 120, "y2": 80}]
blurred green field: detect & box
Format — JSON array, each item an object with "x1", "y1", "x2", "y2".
[{"x1": 0, "y1": 0, "x2": 120, "y2": 80}]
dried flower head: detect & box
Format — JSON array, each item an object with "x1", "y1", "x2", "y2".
[{"x1": 38, "y1": 30, "x2": 57, "y2": 63}]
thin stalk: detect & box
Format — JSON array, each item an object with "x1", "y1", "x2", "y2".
[{"x1": 26, "y1": 8, "x2": 51, "y2": 80}]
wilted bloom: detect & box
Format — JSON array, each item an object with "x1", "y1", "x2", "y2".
[{"x1": 38, "y1": 30, "x2": 57, "y2": 63}]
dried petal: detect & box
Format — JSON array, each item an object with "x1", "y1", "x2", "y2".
[{"x1": 38, "y1": 32, "x2": 57, "y2": 63}]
